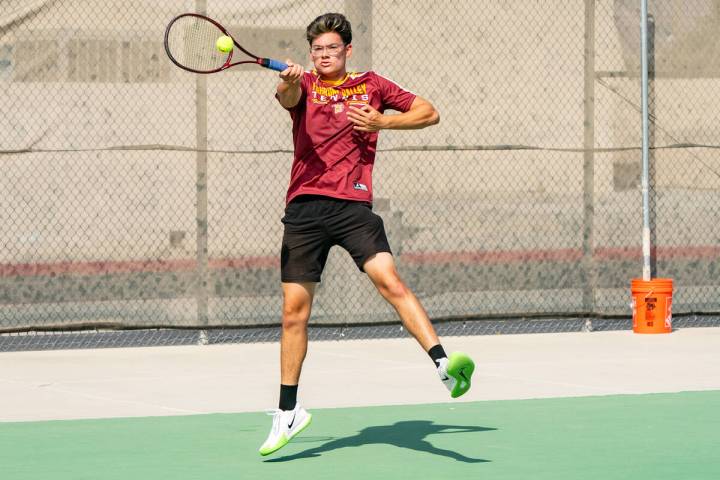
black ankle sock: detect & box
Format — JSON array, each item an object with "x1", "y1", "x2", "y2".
[
  {"x1": 279, "y1": 384, "x2": 298, "y2": 411},
  {"x1": 428, "y1": 344, "x2": 447, "y2": 368}
]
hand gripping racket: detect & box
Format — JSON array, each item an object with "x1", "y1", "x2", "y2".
[{"x1": 164, "y1": 13, "x2": 288, "y2": 74}]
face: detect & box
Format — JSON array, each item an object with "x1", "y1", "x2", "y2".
[{"x1": 310, "y1": 32, "x2": 352, "y2": 80}]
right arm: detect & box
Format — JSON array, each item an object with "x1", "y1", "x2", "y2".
[{"x1": 276, "y1": 60, "x2": 304, "y2": 109}]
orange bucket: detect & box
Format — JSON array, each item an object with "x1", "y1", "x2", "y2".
[{"x1": 631, "y1": 278, "x2": 673, "y2": 334}]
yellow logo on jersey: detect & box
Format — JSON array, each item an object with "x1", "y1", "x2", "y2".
[{"x1": 311, "y1": 81, "x2": 369, "y2": 105}]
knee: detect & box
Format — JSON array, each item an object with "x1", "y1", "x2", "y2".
[
  {"x1": 377, "y1": 275, "x2": 409, "y2": 301},
  {"x1": 282, "y1": 301, "x2": 310, "y2": 331}
]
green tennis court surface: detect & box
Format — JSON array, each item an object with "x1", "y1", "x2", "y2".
[{"x1": 3, "y1": 391, "x2": 718, "y2": 480}]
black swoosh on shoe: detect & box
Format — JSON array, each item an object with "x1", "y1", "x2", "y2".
[{"x1": 287, "y1": 412, "x2": 296, "y2": 429}]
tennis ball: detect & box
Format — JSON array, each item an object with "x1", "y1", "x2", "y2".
[{"x1": 216, "y1": 35, "x2": 233, "y2": 53}]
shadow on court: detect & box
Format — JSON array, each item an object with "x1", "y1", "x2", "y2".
[{"x1": 265, "y1": 420, "x2": 494, "y2": 463}]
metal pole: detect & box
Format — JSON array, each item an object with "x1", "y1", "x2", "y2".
[
  {"x1": 640, "y1": 0, "x2": 652, "y2": 281},
  {"x1": 196, "y1": 0, "x2": 209, "y2": 326},
  {"x1": 582, "y1": 0, "x2": 596, "y2": 312},
  {"x1": 647, "y1": 15, "x2": 657, "y2": 278},
  {"x1": 344, "y1": 0, "x2": 373, "y2": 71}
]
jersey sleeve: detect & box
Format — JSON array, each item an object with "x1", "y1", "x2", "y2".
[{"x1": 375, "y1": 73, "x2": 417, "y2": 112}]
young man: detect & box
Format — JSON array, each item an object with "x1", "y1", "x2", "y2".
[{"x1": 259, "y1": 13, "x2": 475, "y2": 456}]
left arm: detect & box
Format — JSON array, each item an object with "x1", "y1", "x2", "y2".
[{"x1": 347, "y1": 96, "x2": 440, "y2": 132}]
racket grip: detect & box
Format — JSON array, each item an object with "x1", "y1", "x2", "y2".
[{"x1": 262, "y1": 58, "x2": 289, "y2": 72}]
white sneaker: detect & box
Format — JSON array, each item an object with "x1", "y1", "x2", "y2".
[
  {"x1": 437, "y1": 352, "x2": 475, "y2": 398},
  {"x1": 258, "y1": 404, "x2": 312, "y2": 456}
]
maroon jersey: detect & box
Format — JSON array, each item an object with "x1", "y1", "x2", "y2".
[{"x1": 280, "y1": 70, "x2": 416, "y2": 205}]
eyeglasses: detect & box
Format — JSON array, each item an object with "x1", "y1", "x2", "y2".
[{"x1": 310, "y1": 43, "x2": 345, "y2": 57}]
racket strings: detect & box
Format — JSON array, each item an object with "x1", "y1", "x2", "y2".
[{"x1": 167, "y1": 17, "x2": 228, "y2": 72}]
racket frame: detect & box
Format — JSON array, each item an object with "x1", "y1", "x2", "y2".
[{"x1": 164, "y1": 13, "x2": 287, "y2": 74}]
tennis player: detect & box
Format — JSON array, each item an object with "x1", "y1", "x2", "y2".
[{"x1": 259, "y1": 12, "x2": 475, "y2": 456}]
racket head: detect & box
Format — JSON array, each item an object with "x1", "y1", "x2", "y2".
[{"x1": 164, "y1": 13, "x2": 234, "y2": 73}]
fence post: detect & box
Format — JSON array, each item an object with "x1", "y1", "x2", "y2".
[
  {"x1": 583, "y1": 0, "x2": 596, "y2": 312},
  {"x1": 647, "y1": 14, "x2": 657, "y2": 278},
  {"x1": 344, "y1": 0, "x2": 373, "y2": 71},
  {"x1": 195, "y1": 0, "x2": 209, "y2": 326}
]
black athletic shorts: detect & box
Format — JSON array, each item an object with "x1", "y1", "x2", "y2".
[{"x1": 280, "y1": 195, "x2": 392, "y2": 283}]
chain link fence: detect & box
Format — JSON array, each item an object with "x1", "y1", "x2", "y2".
[{"x1": 1, "y1": 0, "x2": 719, "y2": 347}]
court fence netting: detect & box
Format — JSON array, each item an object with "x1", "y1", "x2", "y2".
[{"x1": 2, "y1": 1, "x2": 719, "y2": 351}]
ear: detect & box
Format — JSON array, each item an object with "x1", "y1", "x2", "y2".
[{"x1": 345, "y1": 43, "x2": 353, "y2": 59}]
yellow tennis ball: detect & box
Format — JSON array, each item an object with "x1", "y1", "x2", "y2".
[{"x1": 216, "y1": 35, "x2": 233, "y2": 53}]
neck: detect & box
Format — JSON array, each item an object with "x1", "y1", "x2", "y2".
[{"x1": 319, "y1": 70, "x2": 348, "y2": 84}]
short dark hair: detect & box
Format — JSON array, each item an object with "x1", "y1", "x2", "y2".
[{"x1": 306, "y1": 13, "x2": 352, "y2": 45}]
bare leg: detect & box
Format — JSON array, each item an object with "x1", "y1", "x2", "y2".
[
  {"x1": 280, "y1": 282, "x2": 316, "y2": 385},
  {"x1": 363, "y1": 252, "x2": 440, "y2": 351}
]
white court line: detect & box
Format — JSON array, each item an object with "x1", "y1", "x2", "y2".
[
  {"x1": 479, "y1": 372, "x2": 634, "y2": 394},
  {"x1": 0, "y1": 377, "x2": 207, "y2": 417},
  {"x1": 319, "y1": 350, "x2": 419, "y2": 366},
  {"x1": 41, "y1": 386, "x2": 208, "y2": 415},
  {"x1": 5, "y1": 373, "x2": 247, "y2": 386}
]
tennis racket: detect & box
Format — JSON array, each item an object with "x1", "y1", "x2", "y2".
[{"x1": 164, "y1": 13, "x2": 288, "y2": 74}]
